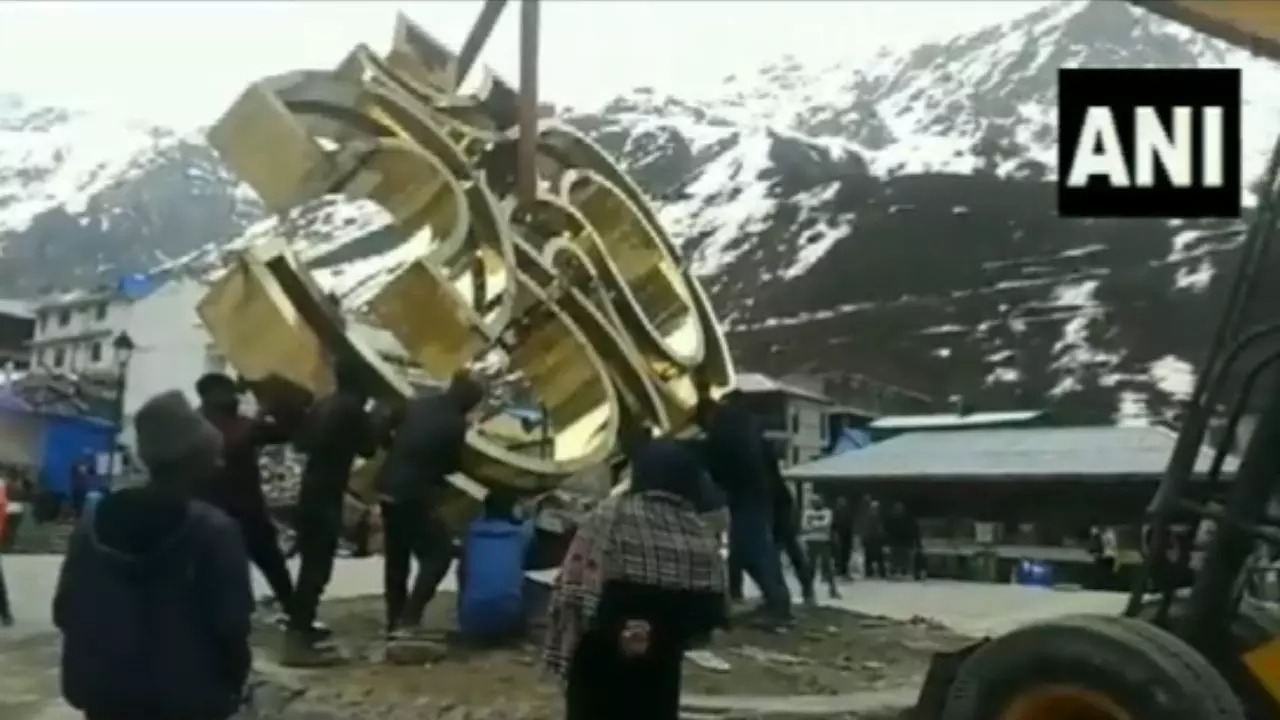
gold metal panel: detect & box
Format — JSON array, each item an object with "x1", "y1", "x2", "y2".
[
  {"x1": 205, "y1": 85, "x2": 334, "y2": 215},
  {"x1": 200, "y1": 12, "x2": 737, "y2": 512},
  {"x1": 1130, "y1": 1, "x2": 1280, "y2": 61},
  {"x1": 196, "y1": 249, "x2": 332, "y2": 394}
]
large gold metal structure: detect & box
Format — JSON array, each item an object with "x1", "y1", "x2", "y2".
[
  {"x1": 196, "y1": 12, "x2": 734, "y2": 520},
  {"x1": 1131, "y1": 1, "x2": 1280, "y2": 62}
]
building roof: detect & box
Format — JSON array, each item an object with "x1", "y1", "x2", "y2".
[
  {"x1": 0, "y1": 299, "x2": 32, "y2": 319},
  {"x1": 869, "y1": 409, "x2": 1045, "y2": 431},
  {"x1": 32, "y1": 273, "x2": 160, "y2": 311},
  {"x1": 787, "y1": 425, "x2": 1236, "y2": 481},
  {"x1": 736, "y1": 372, "x2": 833, "y2": 404}
]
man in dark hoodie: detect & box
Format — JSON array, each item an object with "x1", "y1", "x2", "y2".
[
  {"x1": 378, "y1": 369, "x2": 485, "y2": 637},
  {"x1": 195, "y1": 372, "x2": 296, "y2": 616},
  {"x1": 696, "y1": 391, "x2": 792, "y2": 626},
  {"x1": 285, "y1": 357, "x2": 381, "y2": 665},
  {"x1": 54, "y1": 390, "x2": 254, "y2": 720}
]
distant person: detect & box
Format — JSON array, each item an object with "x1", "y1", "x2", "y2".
[
  {"x1": 859, "y1": 497, "x2": 886, "y2": 579},
  {"x1": 545, "y1": 439, "x2": 727, "y2": 720},
  {"x1": 285, "y1": 358, "x2": 380, "y2": 666},
  {"x1": 54, "y1": 391, "x2": 253, "y2": 720},
  {"x1": 69, "y1": 456, "x2": 94, "y2": 519},
  {"x1": 377, "y1": 369, "x2": 485, "y2": 639},
  {"x1": 458, "y1": 490, "x2": 535, "y2": 644},
  {"x1": 884, "y1": 501, "x2": 919, "y2": 580},
  {"x1": 832, "y1": 496, "x2": 855, "y2": 579},
  {"x1": 196, "y1": 372, "x2": 298, "y2": 620},
  {"x1": 0, "y1": 475, "x2": 12, "y2": 626},
  {"x1": 695, "y1": 391, "x2": 791, "y2": 628},
  {"x1": 800, "y1": 494, "x2": 840, "y2": 600}
]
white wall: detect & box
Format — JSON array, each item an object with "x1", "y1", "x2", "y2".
[
  {"x1": 785, "y1": 397, "x2": 830, "y2": 466},
  {"x1": 115, "y1": 278, "x2": 212, "y2": 449}
]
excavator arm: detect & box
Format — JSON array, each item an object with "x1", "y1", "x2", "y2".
[{"x1": 1129, "y1": 1, "x2": 1280, "y2": 62}]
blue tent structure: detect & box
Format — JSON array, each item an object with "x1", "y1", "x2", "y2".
[
  {"x1": 829, "y1": 427, "x2": 873, "y2": 455},
  {"x1": 0, "y1": 396, "x2": 113, "y2": 494}
]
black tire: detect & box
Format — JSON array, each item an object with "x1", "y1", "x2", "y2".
[{"x1": 941, "y1": 614, "x2": 1245, "y2": 720}]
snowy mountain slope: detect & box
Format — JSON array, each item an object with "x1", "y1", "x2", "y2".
[{"x1": 0, "y1": 0, "x2": 1276, "y2": 425}]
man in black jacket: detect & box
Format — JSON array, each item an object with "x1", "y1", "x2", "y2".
[
  {"x1": 727, "y1": 439, "x2": 815, "y2": 604},
  {"x1": 696, "y1": 392, "x2": 792, "y2": 626},
  {"x1": 285, "y1": 358, "x2": 381, "y2": 665},
  {"x1": 195, "y1": 373, "x2": 296, "y2": 617},
  {"x1": 378, "y1": 369, "x2": 485, "y2": 637},
  {"x1": 55, "y1": 390, "x2": 254, "y2": 720}
]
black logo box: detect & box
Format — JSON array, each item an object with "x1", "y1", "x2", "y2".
[{"x1": 1058, "y1": 68, "x2": 1242, "y2": 219}]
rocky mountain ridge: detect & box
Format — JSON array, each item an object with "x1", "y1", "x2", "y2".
[{"x1": 1, "y1": 0, "x2": 1276, "y2": 424}]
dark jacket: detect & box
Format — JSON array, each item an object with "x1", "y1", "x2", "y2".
[
  {"x1": 761, "y1": 440, "x2": 796, "y2": 538},
  {"x1": 701, "y1": 398, "x2": 770, "y2": 507},
  {"x1": 199, "y1": 410, "x2": 291, "y2": 516},
  {"x1": 378, "y1": 391, "x2": 467, "y2": 506},
  {"x1": 884, "y1": 510, "x2": 920, "y2": 548},
  {"x1": 55, "y1": 487, "x2": 253, "y2": 720},
  {"x1": 296, "y1": 391, "x2": 378, "y2": 511}
]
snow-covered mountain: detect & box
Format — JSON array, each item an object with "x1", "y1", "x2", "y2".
[{"x1": 2, "y1": 0, "x2": 1277, "y2": 424}]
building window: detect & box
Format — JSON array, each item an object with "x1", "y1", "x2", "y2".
[
  {"x1": 791, "y1": 446, "x2": 800, "y2": 465},
  {"x1": 89, "y1": 341, "x2": 103, "y2": 363},
  {"x1": 53, "y1": 347, "x2": 65, "y2": 368},
  {"x1": 57, "y1": 309, "x2": 70, "y2": 327},
  {"x1": 790, "y1": 412, "x2": 799, "y2": 434},
  {"x1": 94, "y1": 303, "x2": 108, "y2": 321}
]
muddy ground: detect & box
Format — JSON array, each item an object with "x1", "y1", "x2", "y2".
[
  {"x1": 243, "y1": 593, "x2": 971, "y2": 719},
  {"x1": 0, "y1": 588, "x2": 969, "y2": 720}
]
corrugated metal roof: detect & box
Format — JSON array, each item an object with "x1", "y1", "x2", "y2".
[
  {"x1": 736, "y1": 372, "x2": 832, "y2": 404},
  {"x1": 787, "y1": 425, "x2": 1236, "y2": 481},
  {"x1": 870, "y1": 409, "x2": 1044, "y2": 430}
]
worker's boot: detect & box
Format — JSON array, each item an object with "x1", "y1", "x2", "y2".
[
  {"x1": 280, "y1": 628, "x2": 344, "y2": 668},
  {"x1": 274, "y1": 613, "x2": 332, "y2": 641}
]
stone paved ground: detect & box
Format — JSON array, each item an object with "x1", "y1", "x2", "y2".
[{"x1": 0, "y1": 555, "x2": 1129, "y2": 719}]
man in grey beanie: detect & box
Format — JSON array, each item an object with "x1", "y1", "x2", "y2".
[{"x1": 54, "y1": 390, "x2": 255, "y2": 720}]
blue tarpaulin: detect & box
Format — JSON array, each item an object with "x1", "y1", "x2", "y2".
[
  {"x1": 830, "y1": 428, "x2": 873, "y2": 455},
  {"x1": 39, "y1": 415, "x2": 113, "y2": 495}
]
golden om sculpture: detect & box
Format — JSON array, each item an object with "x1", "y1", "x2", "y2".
[{"x1": 196, "y1": 14, "x2": 734, "y2": 521}]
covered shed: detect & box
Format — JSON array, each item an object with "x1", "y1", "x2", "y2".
[
  {"x1": 0, "y1": 396, "x2": 114, "y2": 493},
  {"x1": 786, "y1": 425, "x2": 1235, "y2": 525}
]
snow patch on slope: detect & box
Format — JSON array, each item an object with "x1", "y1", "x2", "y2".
[
  {"x1": 660, "y1": 130, "x2": 778, "y2": 277},
  {"x1": 0, "y1": 96, "x2": 177, "y2": 233},
  {"x1": 1148, "y1": 354, "x2": 1195, "y2": 400}
]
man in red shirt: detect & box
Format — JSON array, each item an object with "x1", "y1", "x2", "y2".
[{"x1": 196, "y1": 373, "x2": 298, "y2": 614}]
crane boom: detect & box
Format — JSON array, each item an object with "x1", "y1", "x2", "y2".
[{"x1": 1129, "y1": 1, "x2": 1280, "y2": 62}]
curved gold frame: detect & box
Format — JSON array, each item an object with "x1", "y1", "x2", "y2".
[{"x1": 200, "y1": 14, "x2": 735, "y2": 502}]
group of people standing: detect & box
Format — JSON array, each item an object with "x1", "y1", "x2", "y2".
[
  {"x1": 42, "y1": 361, "x2": 919, "y2": 720},
  {"x1": 50, "y1": 359, "x2": 488, "y2": 719}
]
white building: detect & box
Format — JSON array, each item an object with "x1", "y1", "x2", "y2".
[
  {"x1": 28, "y1": 272, "x2": 417, "y2": 449},
  {"x1": 28, "y1": 275, "x2": 213, "y2": 444},
  {"x1": 736, "y1": 372, "x2": 836, "y2": 467}
]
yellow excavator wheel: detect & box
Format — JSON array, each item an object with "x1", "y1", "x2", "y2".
[
  {"x1": 938, "y1": 614, "x2": 1246, "y2": 720},
  {"x1": 999, "y1": 684, "x2": 1131, "y2": 720}
]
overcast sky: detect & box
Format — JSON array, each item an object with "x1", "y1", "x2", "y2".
[{"x1": 0, "y1": 0, "x2": 1046, "y2": 129}]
